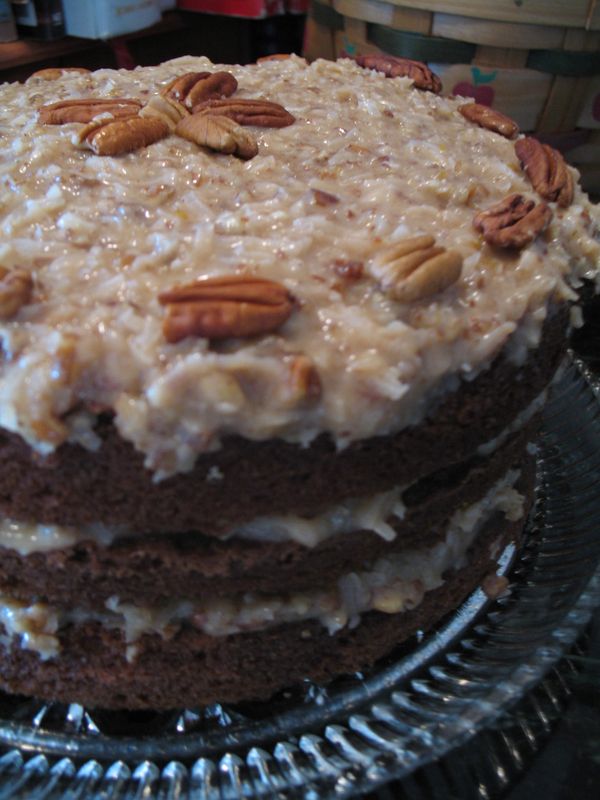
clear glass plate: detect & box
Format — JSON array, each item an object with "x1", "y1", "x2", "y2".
[{"x1": 0, "y1": 355, "x2": 598, "y2": 799}]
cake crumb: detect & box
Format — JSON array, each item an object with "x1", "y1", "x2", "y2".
[
  {"x1": 482, "y1": 573, "x2": 510, "y2": 600},
  {"x1": 206, "y1": 466, "x2": 224, "y2": 482},
  {"x1": 570, "y1": 304, "x2": 584, "y2": 329}
]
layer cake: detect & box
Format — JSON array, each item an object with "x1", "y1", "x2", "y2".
[{"x1": 0, "y1": 54, "x2": 597, "y2": 708}]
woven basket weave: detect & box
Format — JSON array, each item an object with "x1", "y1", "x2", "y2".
[{"x1": 304, "y1": 0, "x2": 600, "y2": 192}]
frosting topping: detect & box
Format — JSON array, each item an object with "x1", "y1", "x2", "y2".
[{"x1": 0, "y1": 56, "x2": 597, "y2": 477}]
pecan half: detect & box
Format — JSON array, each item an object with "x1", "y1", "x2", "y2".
[
  {"x1": 373, "y1": 235, "x2": 462, "y2": 303},
  {"x1": 515, "y1": 137, "x2": 574, "y2": 207},
  {"x1": 0, "y1": 267, "x2": 33, "y2": 319},
  {"x1": 354, "y1": 54, "x2": 441, "y2": 93},
  {"x1": 161, "y1": 71, "x2": 238, "y2": 109},
  {"x1": 474, "y1": 193, "x2": 552, "y2": 249},
  {"x1": 192, "y1": 98, "x2": 295, "y2": 128},
  {"x1": 175, "y1": 113, "x2": 258, "y2": 160},
  {"x1": 158, "y1": 275, "x2": 296, "y2": 343},
  {"x1": 39, "y1": 98, "x2": 142, "y2": 125},
  {"x1": 140, "y1": 94, "x2": 190, "y2": 131},
  {"x1": 459, "y1": 103, "x2": 519, "y2": 139},
  {"x1": 28, "y1": 67, "x2": 90, "y2": 81},
  {"x1": 76, "y1": 115, "x2": 169, "y2": 156}
]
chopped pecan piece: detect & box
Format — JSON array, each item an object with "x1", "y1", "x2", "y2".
[
  {"x1": 158, "y1": 275, "x2": 296, "y2": 343},
  {"x1": 312, "y1": 188, "x2": 339, "y2": 206},
  {"x1": 354, "y1": 54, "x2": 441, "y2": 93},
  {"x1": 161, "y1": 71, "x2": 238, "y2": 109},
  {"x1": 28, "y1": 67, "x2": 90, "y2": 81},
  {"x1": 30, "y1": 334, "x2": 80, "y2": 447},
  {"x1": 39, "y1": 98, "x2": 142, "y2": 125},
  {"x1": 52, "y1": 334, "x2": 80, "y2": 385},
  {"x1": 175, "y1": 113, "x2": 258, "y2": 160},
  {"x1": 515, "y1": 137, "x2": 574, "y2": 207},
  {"x1": 373, "y1": 235, "x2": 462, "y2": 303},
  {"x1": 30, "y1": 417, "x2": 69, "y2": 446},
  {"x1": 76, "y1": 115, "x2": 169, "y2": 156},
  {"x1": 287, "y1": 354, "x2": 322, "y2": 403},
  {"x1": 458, "y1": 103, "x2": 519, "y2": 139},
  {"x1": 140, "y1": 94, "x2": 189, "y2": 131},
  {"x1": 0, "y1": 267, "x2": 33, "y2": 319},
  {"x1": 192, "y1": 98, "x2": 295, "y2": 128},
  {"x1": 333, "y1": 259, "x2": 364, "y2": 281},
  {"x1": 474, "y1": 194, "x2": 552, "y2": 249}
]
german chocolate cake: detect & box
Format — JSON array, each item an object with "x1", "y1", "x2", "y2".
[{"x1": 0, "y1": 54, "x2": 597, "y2": 709}]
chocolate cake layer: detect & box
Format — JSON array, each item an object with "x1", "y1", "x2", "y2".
[
  {"x1": 0, "y1": 424, "x2": 534, "y2": 608},
  {"x1": 0, "y1": 510, "x2": 521, "y2": 709},
  {"x1": 0, "y1": 307, "x2": 565, "y2": 536}
]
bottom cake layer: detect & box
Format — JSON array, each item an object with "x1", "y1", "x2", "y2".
[{"x1": 0, "y1": 500, "x2": 528, "y2": 709}]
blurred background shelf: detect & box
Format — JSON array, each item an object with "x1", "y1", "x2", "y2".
[
  {"x1": 0, "y1": 9, "x2": 306, "y2": 82},
  {"x1": 0, "y1": 10, "x2": 185, "y2": 72}
]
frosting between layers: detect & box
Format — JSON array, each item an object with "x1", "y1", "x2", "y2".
[
  {"x1": 0, "y1": 470, "x2": 523, "y2": 660},
  {"x1": 0, "y1": 58, "x2": 597, "y2": 477},
  {"x1": 0, "y1": 384, "x2": 547, "y2": 553},
  {"x1": 0, "y1": 485, "x2": 406, "y2": 553},
  {"x1": 0, "y1": 379, "x2": 544, "y2": 554}
]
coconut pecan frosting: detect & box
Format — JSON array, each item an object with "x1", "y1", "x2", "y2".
[{"x1": 0, "y1": 55, "x2": 596, "y2": 477}]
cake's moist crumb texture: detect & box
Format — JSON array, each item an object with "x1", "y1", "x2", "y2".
[{"x1": 0, "y1": 55, "x2": 597, "y2": 709}]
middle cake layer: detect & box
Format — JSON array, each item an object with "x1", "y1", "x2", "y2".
[
  {"x1": 0, "y1": 422, "x2": 533, "y2": 610},
  {"x1": 0, "y1": 463, "x2": 527, "y2": 657}
]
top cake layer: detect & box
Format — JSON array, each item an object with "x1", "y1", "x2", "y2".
[{"x1": 0, "y1": 55, "x2": 598, "y2": 478}]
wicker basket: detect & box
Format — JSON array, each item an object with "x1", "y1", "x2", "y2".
[{"x1": 303, "y1": 0, "x2": 600, "y2": 192}]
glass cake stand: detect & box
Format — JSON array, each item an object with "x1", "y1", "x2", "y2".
[{"x1": 0, "y1": 354, "x2": 598, "y2": 799}]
